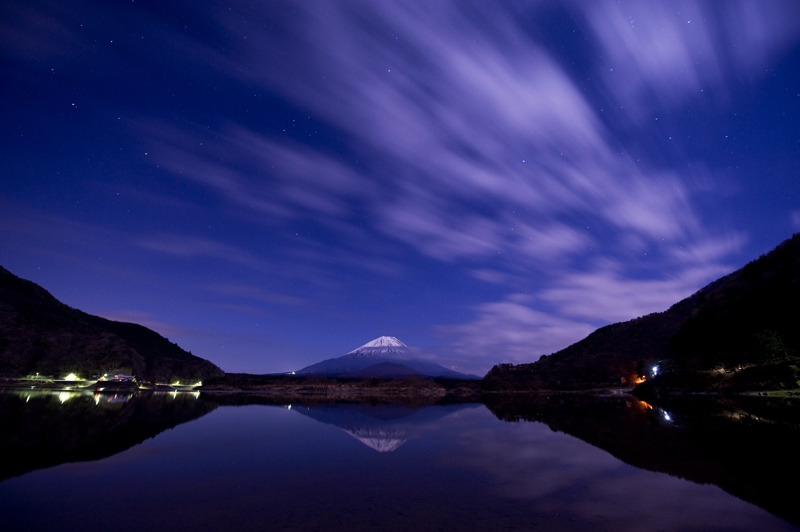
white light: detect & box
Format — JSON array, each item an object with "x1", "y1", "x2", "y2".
[
  {"x1": 651, "y1": 365, "x2": 659, "y2": 376},
  {"x1": 58, "y1": 391, "x2": 75, "y2": 403}
]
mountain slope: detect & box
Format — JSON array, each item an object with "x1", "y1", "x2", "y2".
[
  {"x1": 0, "y1": 266, "x2": 224, "y2": 381},
  {"x1": 484, "y1": 234, "x2": 800, "y2": 392},
  {"x1": 343, "y1": 362, "x2": 421, "y2": 378},
  {"x1": 297, "y1": 336, "x2": 478, "y2": 379}
]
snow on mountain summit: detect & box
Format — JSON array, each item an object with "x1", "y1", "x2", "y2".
[
  {"x1": 347, "y1": 336, "x2": 409, "y2": 358},
  {"x1": 355, "y1": 336, "x2": 407, "y2": 350}
]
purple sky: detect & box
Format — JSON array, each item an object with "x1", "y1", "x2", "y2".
[{"x1": 2, "y1": 1, "x2": 799, "y2": 375}]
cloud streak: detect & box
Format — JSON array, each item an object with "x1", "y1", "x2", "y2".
[
  {"x1": 585, "y1": 0, "x2": 800, "y2": 120},
  {"x1": 149, "y1": 2, "x2": 720, "y2": 258}
]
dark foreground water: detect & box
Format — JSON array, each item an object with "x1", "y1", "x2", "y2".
[{"x1": 0, "y1": 389, "x2": 797, "y2": 531}]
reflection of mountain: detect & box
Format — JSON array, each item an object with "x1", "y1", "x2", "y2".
[
  {"x1": 341, "y1": 427, "x2": 407, "y2": 452},
  {"x1": 291, "y1": 403, "x2": 474, "y2": 452},
  {"x1": 484, "y1": 393, "x2": 800, "y2": 527},
  {"x1": 0, "y1": 390, "x2": 217, "y2": 481}
]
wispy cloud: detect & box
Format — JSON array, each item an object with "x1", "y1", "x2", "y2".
[
  {"x1": 98, "y1": 310, "x2": 193, "y2": 340},
  {"x1": 140, "y1": 121, "x2": 372, "y2": 221},
  {"x1": 204, "y1": 283, "x2": 306, "y2": 308},
  {"x1": 435, "y1": 298, "x2": 597, "y2": 369},
  {"x1": 539, "y1": 261, "x2": 728, "y2": 323},
  {"x1": 144, "y1": 2, "x2": 723, "y2": 265},
  {"x1": 137, "y1": 233, "x2": 266, "y2": 270},
  {"x1": 584, "y1": 0, "x2": 800, "y2": 120},
  {"x1": 0, "y1": 2, "x2": 99, "y2": 64}
]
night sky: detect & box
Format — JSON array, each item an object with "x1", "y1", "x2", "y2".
[{"x1": 2, "y1": 1, "x2": 799, "y2": 376}]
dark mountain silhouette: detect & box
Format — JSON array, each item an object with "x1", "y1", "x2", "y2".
[
  {"x1": 343, "y1": 361, "x2": 422, "y2": 378},
  {"x1": 0, "y1": 266, "x2": 223, "y2": 382},
  {"x1": 484, "y1": 233, "x2": 800, "y2": 393}
]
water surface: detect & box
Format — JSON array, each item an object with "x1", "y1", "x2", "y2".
[{"x1": 0, "y1": 390, "x2": 796, "y2": 531}]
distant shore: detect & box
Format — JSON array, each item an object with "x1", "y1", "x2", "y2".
[
  {"x1": 0, "y1": 374, "x2": 483, "y2": 401},
  {"x1": 0, "y1": 378, "x2": 190, "y2": 393},
  {"x1": 3, "y1": 375, "x2": 798, "y2": 404}
]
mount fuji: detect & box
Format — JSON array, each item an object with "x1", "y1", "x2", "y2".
[{"x1": 296, "y1": 336, "x2": 478, "y2": 379}]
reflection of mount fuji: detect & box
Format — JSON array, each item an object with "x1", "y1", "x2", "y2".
[{"x1": 291, "y1": 402, "x2": 475, "y2": 452}]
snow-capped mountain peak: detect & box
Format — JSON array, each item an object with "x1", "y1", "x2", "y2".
[
  {"x1": 356, "y1": 336, "x2": 407, "y2": 350},
  {"x1": 346, "y1": 336, "x2": 409, "y2": 358}
]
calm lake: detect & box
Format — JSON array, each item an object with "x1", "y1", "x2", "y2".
[{"x1": 0, "y1": 389, "x2": 798, "y2": 531}]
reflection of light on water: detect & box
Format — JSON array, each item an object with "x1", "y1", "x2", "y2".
[
  {"x1": 628, "y1": 400, "x2": 673, "y2": 424},
  {"x1": 15, "y1": 387, "x2": 201, "y2": 406},
  {"x1": 58, "y1": 391, "x2": 78, "y2": 403},
  {"x1": 92, "y1": 392, "x2": 134, "y2": 405},
  {"x1": 629, "y1": 399, "x2": 653, "y2": 412}
]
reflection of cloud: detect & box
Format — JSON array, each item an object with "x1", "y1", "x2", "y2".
[{"x1": 450, "y1": 407, "x2": 789, "y2": 532}]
